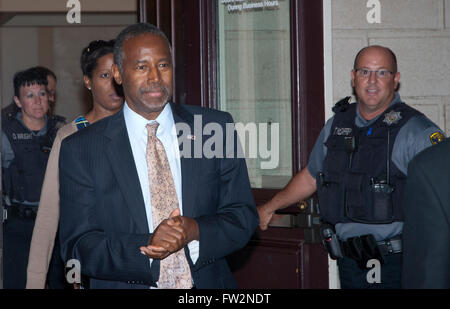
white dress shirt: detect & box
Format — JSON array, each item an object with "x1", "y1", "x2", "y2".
[{"x1": 123, "y1": 102, "x2": 199, "y2": 267}]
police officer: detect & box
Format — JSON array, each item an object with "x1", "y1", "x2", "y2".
[
  {"x1": 1, "y1": 66, "x2": 59, "y2": 118},
  {"x1": 257, "y1": 45, "x2": 445, "y2": 289},
  {"x1": 2, "y1": 67, "x2": 65, "y2": 289}
]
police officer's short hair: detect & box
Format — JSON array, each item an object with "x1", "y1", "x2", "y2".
[
  {"x1": 114, "y1": 23, "x2": 172, "y2": 74},
  {"x1": 13, "y1": 67, "x2": 48, "y2": 98},
  {"x1": 33, "y1": 66, "x2": 57, "y2": 82},
  {"x1": 353, "y1": 45, "x2": 398, "y2": 73}
]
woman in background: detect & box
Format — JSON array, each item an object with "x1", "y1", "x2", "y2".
[
  {"x1": 2, "y1": 67, "x2": 66, "y2": 289},
  {"x1": 26, "y1": 39, "x2": 124, "y2": 289}
]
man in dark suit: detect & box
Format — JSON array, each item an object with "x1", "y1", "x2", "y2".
[
  {"x1": 402, "y1": 138, "x2": 450, "y2": 288},
  {"x1": 58, "y1": 23, "x2": 258, "y2": 289}
]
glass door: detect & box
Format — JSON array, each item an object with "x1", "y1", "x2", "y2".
[{"x1": 217, "y1": 0, "x2": 292, "y2": 189}]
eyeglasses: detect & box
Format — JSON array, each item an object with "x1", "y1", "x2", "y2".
[{"x1": 354, "y1": 68, "x2": 394, "y2": 79}]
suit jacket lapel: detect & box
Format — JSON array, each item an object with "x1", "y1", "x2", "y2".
[
  {"x1": 171, "y1": 103, "x2": 197, "y2": 218},
  {"x1": 104, "y1": 109, "x2": 149, "y2": 233}
]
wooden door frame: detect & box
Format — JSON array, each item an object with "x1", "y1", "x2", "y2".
[{"x1": 138, "y1": 0, "x2": 328, "y2": 288}]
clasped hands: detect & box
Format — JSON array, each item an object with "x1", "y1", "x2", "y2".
[{"x1": 139, "y1": 208, "x2": 198, "y2": 260}]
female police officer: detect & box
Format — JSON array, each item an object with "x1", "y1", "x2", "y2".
[{"x1": 2, "y1": 67, "x2": 65, "y2": 289}]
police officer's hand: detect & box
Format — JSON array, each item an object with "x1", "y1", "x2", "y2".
[{"x1": 257, "y1": 203, "x2": 275, "y2": 231}]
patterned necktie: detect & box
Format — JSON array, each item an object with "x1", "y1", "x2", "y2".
[{"x1": 145, "y1": 122, "x2": 192, "y2": 289}]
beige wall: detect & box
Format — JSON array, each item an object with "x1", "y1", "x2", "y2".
[
  {"x1": 1, "y1": 13, "x2": 136, "y2": 120},
  {"x1": 0, "y1": 0, "x2": 137, "y2": 118},
  {"x1": 0, "y1": 0, "x2": 137, "y2": 12},
  {"x1": 331, "y1": 0, "x2": 450, "y2": 135},
  {"x1": 0, "y1": 27, "x2": 40, "y2": 107}
]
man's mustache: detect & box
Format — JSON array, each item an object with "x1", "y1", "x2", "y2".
[{"x1": 139, "y1": 84, "x2": 168, "y2": 95}]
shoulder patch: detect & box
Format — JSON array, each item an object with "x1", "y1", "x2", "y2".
[{"x1": 430, "y1": 131, "x2": 445, "y2": 145}]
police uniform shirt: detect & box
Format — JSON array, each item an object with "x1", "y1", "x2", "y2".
[
  {"x1": 1, "y1": 111, "x2": 51, "y2": 206},
  {"x1": 308, "y1": 92, "x2": 446, "y2": 241}
]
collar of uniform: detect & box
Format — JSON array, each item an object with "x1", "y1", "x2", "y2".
[
  {"x1": 355, "y1": 92, "x2": 402, "y2": 128},
  {"x1": 15, "y1": 111, "x2": 48, "y2": 136}
]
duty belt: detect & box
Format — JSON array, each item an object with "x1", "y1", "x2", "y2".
[
  {"x1": 340, "y1": 234, "x2": 402, "y2": 269},
  {"x1": 5, "y1": 204, "x2": 38, "y2": 220},
  {"x1": 375, "y1": 236, "x2": 402, "y2": 256}
]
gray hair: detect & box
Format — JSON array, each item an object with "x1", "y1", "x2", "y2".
[{"x1": 114, "y1": 23, "x2": 172, "y2": 73}]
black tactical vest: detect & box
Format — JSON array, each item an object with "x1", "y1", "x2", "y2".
[
  {"x1": 2, "y1": 113, "x2": 63, "y2": 204},
  {"x1": 316, "y1": 102, "x2": 423, "y2": 225}
]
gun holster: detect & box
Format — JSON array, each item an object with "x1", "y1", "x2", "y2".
[{"x1": 320, "y1": 223, "x2": 344, "y2": 260}]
